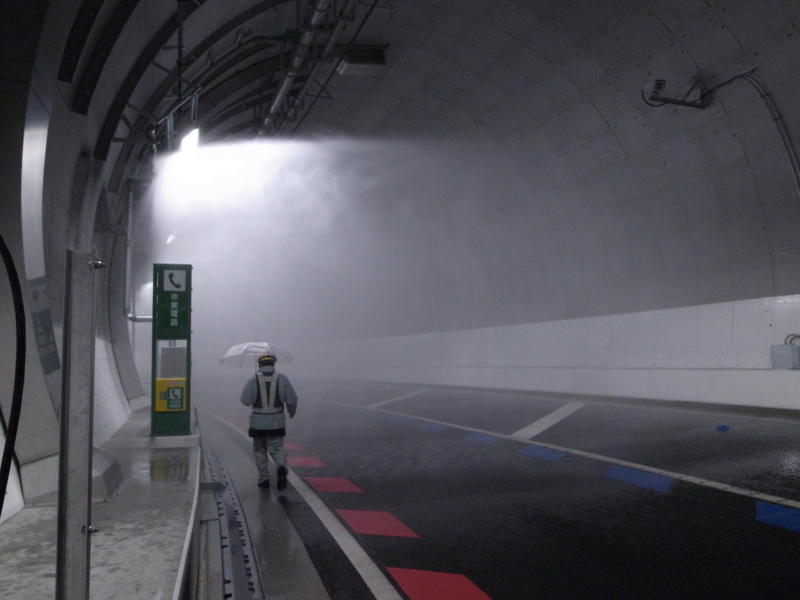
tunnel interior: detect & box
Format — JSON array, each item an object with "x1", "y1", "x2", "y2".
[{"x1": 2, "y1": 0, "x2": 800, "y2": 597}]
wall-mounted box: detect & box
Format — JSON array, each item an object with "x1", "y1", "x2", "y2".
[{"x1": 771, "y1": 344, "x2": 800, "y2": 369}]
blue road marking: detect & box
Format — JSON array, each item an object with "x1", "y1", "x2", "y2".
[
  {"x1": 521, "y1": 445, "x2": 566, "y2": 463},
  {"x1": 422, "y1": 422, "x2": 448, "y2": 431},
  {"x1": 463, "y1": 432, "x2": 499, "y2": 445},
  {"x1": 756, "y1": 501, "x2": 800, "y2": 533},
  {"x1": 605, "y1": 465, "x2": 672, "y2": 493}
]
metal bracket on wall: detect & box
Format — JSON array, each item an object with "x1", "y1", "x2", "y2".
[{"x1": 648, "y1": 74, "x2": 711, "y2": 109}]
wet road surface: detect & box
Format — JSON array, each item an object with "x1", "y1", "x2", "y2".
[{"x1": 198, "y1": 378, "x2": 800, "y2": 600}]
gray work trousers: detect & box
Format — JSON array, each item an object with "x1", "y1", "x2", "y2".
[{"x1": 252, "y1": 436, "x2": 286, "y2": 483}]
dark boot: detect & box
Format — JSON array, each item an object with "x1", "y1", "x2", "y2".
[{"x1": 277, "y1": 466, "x2": 288, "y2": 491}]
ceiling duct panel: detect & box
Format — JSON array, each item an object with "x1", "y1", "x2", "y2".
[{"x1": 336, "y1": 44, "x2": 387, "y2": 76}]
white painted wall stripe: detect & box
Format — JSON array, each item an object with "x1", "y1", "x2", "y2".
[
  {"x1": 285, "y1": 295, "x2": 800, "y2": 410},
  {"x1": 510, "y1": 402, "x2": 586, "y2": 439}
]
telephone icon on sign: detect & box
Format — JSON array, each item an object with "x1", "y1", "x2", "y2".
[{"x1": 164, "y1": 269, "x2": 186, "y2": 291}]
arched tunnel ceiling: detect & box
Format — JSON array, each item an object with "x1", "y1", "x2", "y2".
[
  {"x1": 64, "y1": 1, "x2": 800, "y2": 184},
  {"x1": 38, "y1": 0, "x2": 800, "y2": 338}
]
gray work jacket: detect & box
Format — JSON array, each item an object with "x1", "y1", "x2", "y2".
[{"x1": 240, "y1": 365, "x2": 297, "y2": 436}]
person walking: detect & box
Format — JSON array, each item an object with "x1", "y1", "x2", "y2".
[{"x1": 240, "y1": 353, "x2": 298, "y2": 491}]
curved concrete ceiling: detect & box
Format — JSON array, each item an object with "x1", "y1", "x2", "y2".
[
  {"x1": 8, "y1": 0, "x2": 800, "y2": 340},
  {"x1": 7, "y1": 0, "x2": 800, "y2": 518}
]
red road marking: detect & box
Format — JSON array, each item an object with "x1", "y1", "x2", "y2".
[
  {"x1": 284, "y1": 441, "x2": 302, "y2": 451},
  {"x1": 386, "y1": 567, "x2": 492, "y2": 600},
  {"x1": 336, "y1": 509, "x2": 419, "y2": 538},
  {"x1": 287, "y1": 456, "x2": 327, "y2": 467},
  {"x1": 305, "y1": 477, "x2": 364, "y2": 492}
]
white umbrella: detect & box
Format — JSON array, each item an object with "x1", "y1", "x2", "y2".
[{"x1": 219, "y1": 341, "x2": 294, "y2": 367}]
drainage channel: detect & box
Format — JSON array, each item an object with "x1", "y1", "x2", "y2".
[{"x1": 204, "y1": 441, "x2": 264, "y2": 600}]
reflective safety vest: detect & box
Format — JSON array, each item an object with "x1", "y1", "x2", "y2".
[{"x1": 252, "y1": 372, "x2": 284, "y2": 414}]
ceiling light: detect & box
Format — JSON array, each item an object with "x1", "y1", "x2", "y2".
[{"x1": 180, "y1": 128, "x2": 199, "y2": 153}]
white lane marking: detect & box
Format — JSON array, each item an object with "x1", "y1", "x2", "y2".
[
  {"x1": 210, "y1": 414, "x2": 403, "y2": 600},
  {"x1": 318, "y1": 400, "x2": 800, "y2": 511},
  {"x1": 511, "y1": 402, "x2": 586, "y2": 440},
  {"x1": 287, "y1": 472, "x2": 404, "y2": 600},
  {"x1": 367, "y1": 389, "x2": 429, "y2": 408}
]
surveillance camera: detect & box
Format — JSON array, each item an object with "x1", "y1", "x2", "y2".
[{"x1": 653, "y1": 79, "x2": 666, "y2": 95}]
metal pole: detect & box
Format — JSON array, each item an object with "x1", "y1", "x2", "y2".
[
  {"x1": 177, "y1": 0, "x2": 184, "y2": 103},
  {"x1": 56, "y1": 250, "x2": 104, "y2": 600},
  {"x1": 124, "y1": 181, "x2": 152, "y2": 322}
]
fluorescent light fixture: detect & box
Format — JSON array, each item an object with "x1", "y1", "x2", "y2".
[{"x1": 180, "y1": 128, "x2": 199, "y2": 153}]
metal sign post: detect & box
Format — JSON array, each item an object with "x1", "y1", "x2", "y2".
[
  {"x1": 151, "y1": 264, "x2": 192, "y2": 436},
  {"x1": 56, "y1": 250, "x2": 104, "y2": 600}
]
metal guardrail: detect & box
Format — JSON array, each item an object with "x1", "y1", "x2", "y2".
[{"x1": 203, "y1": 442, "x2": 264, "y2": 600}]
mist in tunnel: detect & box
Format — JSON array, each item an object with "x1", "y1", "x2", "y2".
[{"x1": 145, "y1": 137, "x2": 553, "y2": 404}]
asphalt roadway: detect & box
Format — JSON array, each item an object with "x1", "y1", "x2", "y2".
[{"x1": 198, "y1": 378, "x2": 800, "y2": 600}]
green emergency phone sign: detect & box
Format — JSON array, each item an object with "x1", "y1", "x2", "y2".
[{"x1": 151, "y1": 264, "x2": 192, "y2": 436}]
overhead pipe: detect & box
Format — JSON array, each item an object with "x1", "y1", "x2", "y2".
[
  {"x1": 124, "y1": 181, "x2": 152, "y2": 322},
  {"x1": 291, "y1": 0, "x2": 381, "y2": 135},
  {"x1": 276, "y1": 0, "x2": 358, "y2": 133},
  {"x1": 259, "y1": 0, "x2": 331, "y2": 134}
]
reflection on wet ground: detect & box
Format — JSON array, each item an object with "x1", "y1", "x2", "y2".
[
  {"x1": 149, "y1": 448, "x2": 191, "y2": 482},
  {"x1": 0, "y1": 406, "x2": 201, "y2": 600}
]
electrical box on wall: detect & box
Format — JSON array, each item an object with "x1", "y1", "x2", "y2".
[{"x1": 771, "y1": 345, "x2": 800, "y2": 369}]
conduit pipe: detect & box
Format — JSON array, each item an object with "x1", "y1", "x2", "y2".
[
  {"x1": 0, "y1": 231, "x2": 26, "y2": 515},
  {"x1": 259, "y1": 0, "x2": 331, "y2": 134},
  {"x1": 732, "y1": 69, "x2": 800, "y2": 201},
  {"x1": 291, "y1": 0, "x2": 381, "y2": 135},
  {"x1": 760, "y1": 87, "x2": 800, "y2": 200}
]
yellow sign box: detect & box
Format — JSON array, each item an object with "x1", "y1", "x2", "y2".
[{"x1": 154, "y1": 378, "x2": 187, "y2": 412}]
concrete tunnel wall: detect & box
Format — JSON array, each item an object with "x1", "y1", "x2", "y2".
[{"x1": 4, "y1": 0, "x2": 800, "y2": 520}]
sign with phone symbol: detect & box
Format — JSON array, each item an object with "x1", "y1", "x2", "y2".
[
  {"x1": 167, "y1": 387, "x2": 184, "y2": 410},
  {"x1": 164, "y1": 270, "x2": 186, "y2": 291}
]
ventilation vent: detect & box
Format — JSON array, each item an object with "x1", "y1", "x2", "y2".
[{"x1": 336, "y1": 45, "x2": 388, "y2": 76}]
